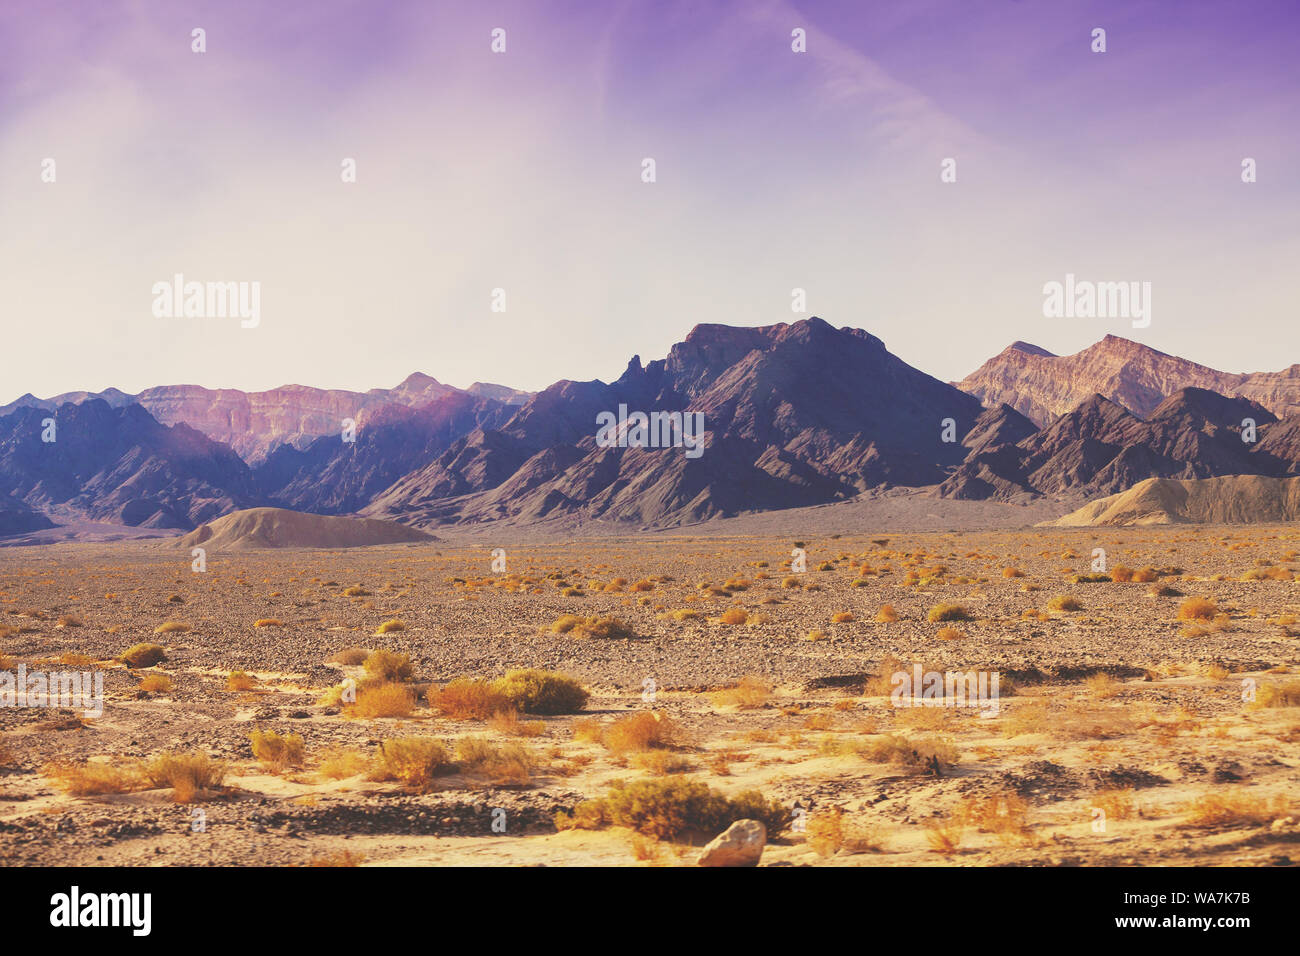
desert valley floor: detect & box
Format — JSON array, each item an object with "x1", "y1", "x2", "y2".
[{"x1": 1, "y1": 526, "x2": 1298, "y2": 867}]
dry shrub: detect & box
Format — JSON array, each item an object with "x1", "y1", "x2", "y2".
[
  {"x1": 487, "y1": 710, "x2": 546, "y2": 737},
  {"x1": 556, "y1": 778, "x2": 788, "y2": 841},
  {"x1": 831, "y1": 611, "x2": 854, "y2": 624},
  {"x1": 860, "y1": 734, "x2": 958, "y2": 773},
  {"x1": 1048, "y1": 594, "x2": 1082, "y2": 612},
  {"x1": 927, "y1": 603, "x2": 970, "y2": 622},
  {"x1": 145, "y1": 752, "x2": 227, "y2": 802},
  {"x1": 551, "y1": 614, "x2": 632, "y2": 638},
  {"x1": 863, "y1": 654, "x2": 907, "y2": 696},
  {"x1": 342, "y1": 585, "x2": 371, "y2": 597},
  {"x1": 876, "y1": 604, "x2": 899, "y2": 622},
  {"x1": 670, "y1": 608, "x2": 702, "y2": 621},
  {"x1": 318, "y1": 747, "x2": 369, "y2": 779},
  {"x1": 427, "y1": 679, "x2": 509, "y2": 719},
  {"x1": 347, "y1": 682, "x2": 415, "y2": 718},
  {"x1": 455, "y1": 736, "x2": 532, "y2": 785},
  {"x1": 1002, "y1": 567, "x2": 1025, "y2": 578},
  {"x1": 493, "y1": 669, "x2": 588, "y2": 715},
  {"x1": 328, "y1": 647, "x2": 368, "y2": 665},
  {"x1": 806, "y1": 806, "x2": 881, "y2": 856},
  {"x1": 1109, "y1": 565, "x2": 1134, "y2": 582},
  {"x1": 720, "y1": 608, "x2": 748, "y2": 626},
  {"x1": 1178, "y1": 597, "x2": 1218, "y2": 621},
  {"x1": 253, "y1": 618, "x2": 284, "y2": 628},
  {"x1": 138, "y1": 673, "x2": 173, "y2": 693},
  {"x1": 250, "y1": 730, "x2": 305, "y2": 771},
  {"x1": 781, "y1": 576, "x2": 802, "y2": 589},
  {"x1": 226, "y1": 670, "x2": 258, "y2": 691},
  {"x1": 923, "y1": 818, "x2": 964, "y2": 855},
  {"x1": 119, "y1": 643, "x2": 166, "y2": 667},
  {"x1": 709, "y1": 675, "x2": 772, "y2": 709},
  {"x1": 1132, "y1": 567, "x2": 1159, "y2": 582},
  {"x1": 374, "y1": 619, "x2": 406, "y2": 635},
  {"x1": 572, "y1": 717, "x2": 604, "y2": 744},
  {"x1": 1253, "y1": 680, "x2": 1300, "y2": 709},
  {"x1": 368, "y1": 736, "x2": 452, "y2": 791},
  {"x1": 629, "y1": 750, "x2": 694, "y2": 776},
  {"x1": 956, "y1": 793, "x2": 1031, "y2": 844},
  {"x1": 603, "y1": 712, "x2": 686, "y2": 754},
  {"x1": 363, "y1": 650, "x2": 413, "y2": 682},
  {"x1": 803, "y1": 712, "x2": 835, "y2": 731},
  {"x1": 1092, "y1": 788, "x2": 1136, "y2": 822},
  {"x1": 56, "y1": 615, "x2": 82, "y2": 628},
  {"x1": 1182, "y1": 793, "x2": 1289, "y2": 828},
  {"x1": 936, "y1": 626, "x2": 962, "y2": 641},
  {"x1": 153, "y1": 622, "x2": 190, "y2": 635},
  {"x1": 1085, "y1": 673, "x2": 1121, "y2": 699},
  {"x1": 45, "y1": 759, "x2": 142, "y2": 796}
]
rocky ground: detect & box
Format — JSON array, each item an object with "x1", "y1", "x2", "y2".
[{"x1": 1, "y1": 525, "x2": 1297, "y2": 866}]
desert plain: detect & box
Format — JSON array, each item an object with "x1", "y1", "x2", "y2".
[{"x1": 1, "y1": 524, "x2": 1297, "y2": 867}]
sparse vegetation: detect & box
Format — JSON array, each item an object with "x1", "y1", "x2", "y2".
[
  {"x1": 493, "y1": 669, "x2": 589, "y2": 715},
  {"x1": 119, "y1": 643, "x2": 166, "y2": 667},
  {"x1": 557, "y1": 778, "x2": 789, "y2": 840},
  {"x1": 927, "y1": 603, "x2": 970, "y2": 623},
  {"x1": 250, "y1": 730, "x2": 305, "y2": 771}
]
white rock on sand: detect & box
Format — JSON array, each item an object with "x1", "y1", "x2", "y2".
[{"x1": 696, "y1": 819, "x2": 766, "y2": 867}]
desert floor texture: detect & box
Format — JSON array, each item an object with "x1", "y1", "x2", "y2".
[{"x1": 1, "y1": 526, "x2": 1298, "y2": 867}]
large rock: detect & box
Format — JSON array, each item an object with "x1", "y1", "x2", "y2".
[{"x1": 696, "y1": 819, "x2": 766, "y2": 867}]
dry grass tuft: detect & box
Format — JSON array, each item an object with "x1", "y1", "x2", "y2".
[
  {"x1": 368, "y1": 736, "x2": 452, "y2": 791},
  {"x1": 226, "y1": 670, "x2": 258, "y2": 691},
  {"x1": 427, "y1": 678, "x2": 509, "y2": 719},
  {"x1": 119, "y1": 643, "x2": 166, "y2": 667},
  {"x1": 1182, "y1": 793, "x2": 1288, "y2": 828},
  {"x1": 806, "y1": 806, "x2": 881, "y2": 856},
  {"x1": 138, "y1": 672, "x2": 174, "y2": 693},
  {"x1": 250, "y1": 730, "x2": 305, "y2": 771},
  {"x1": 603, "y1": 712, "x2": 687, "y2": 754},
  {"x1": 710, "y1": 675, "x2": 773, "y2": 709},
  {"x1": 363, "y1": 649, "x2": 413, "y2": 682},
  {"x1": 455, "y1": 736, "x2": 533, "y2": 785},
  {"x1": 145, "y1": 751, "x2": 227, "y2": 802},
  {"x1": 318, "y1": 747, "x2": 369, "y2": 779},
  {"x1": 1177, "y1": 597, "x2": 1218, "y2": 621},
  {"x1": 927, "y1": 603, "x2": 971, "y2": 622},
  {"x1": 346, "y1": 682, "x2": 416, "y2": 719},
  {"x1": 556, "y1": 778, "x2": 788, "y2": 841},
  {"x1": 45, "y1": 759, "x2": 142, "y2": 796},
  {"x1": 493, "y1": 669, "x2": 589, "y2": 715}
]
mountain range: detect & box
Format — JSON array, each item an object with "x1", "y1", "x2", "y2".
[{"x1": 4, "y1": 319, "x2": 1299, "y2": 536}]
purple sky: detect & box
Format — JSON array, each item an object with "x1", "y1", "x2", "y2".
[{"x1": 2, "y1": 0, "x2": 1298, "y2": 400}]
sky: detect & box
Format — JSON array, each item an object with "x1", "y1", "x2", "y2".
[{"x1": 2, "y1": 0, "x2": 1298, "y2": 402}]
